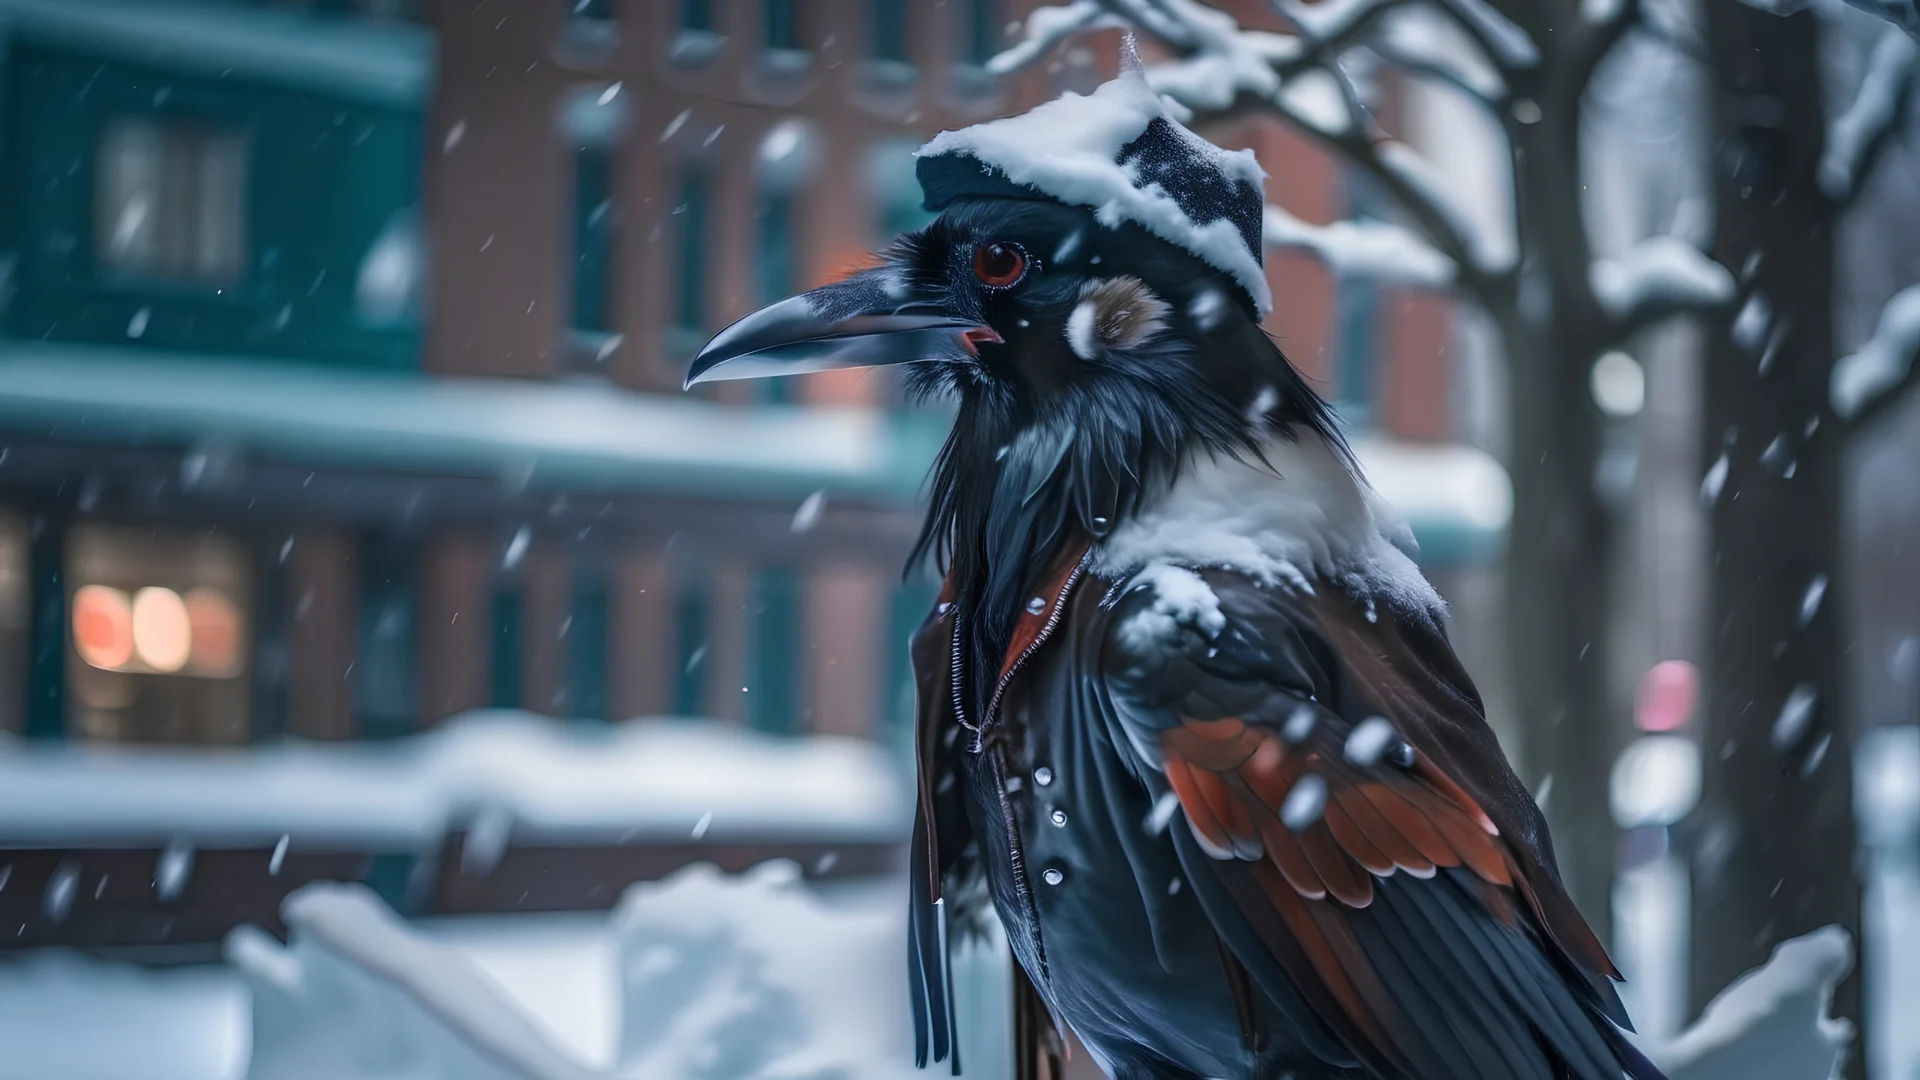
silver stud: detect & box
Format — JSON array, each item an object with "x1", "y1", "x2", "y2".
[
  {"x1": 1025, "y1": 596, "x2": 1047, "y2": 614},
  {"x1": 1050, "y1": 809, "x2": 1068, "y2": 827},
  {"x1": 1043, "y1": 868, "x2": 1064, "y2": 886},
  {"x1": 1033, "y1": 766, "x2": 1053, "y2": 787}
]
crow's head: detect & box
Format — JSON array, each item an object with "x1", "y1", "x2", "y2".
[{"x1": 686, "y1": 71, "x2": 1344, "y2": 699}]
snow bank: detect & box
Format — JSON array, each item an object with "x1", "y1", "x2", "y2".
[
  {"x1": 0, "y1": 949, "x2": 248, "y2": 1080},
  {"x1": 235, "y1": 885, "x2": 597, "y2": 1080},
  {"x1": 228, "y1": 865, "x2": 973, "y2": 1080},
  {"x1": 613, "y1": 862, "x2": 913, "y2": 1079},
  {"x1": 0, "y1": 711, "x2": 909, "y2": 847},
  {"x1": 1642, "y1": 926, "x2": 1854, "y2": 1080}
]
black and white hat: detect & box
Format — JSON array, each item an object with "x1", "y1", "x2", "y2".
[{"x1": 915, "y1": 67, "x2": 1270, "y2": 317}]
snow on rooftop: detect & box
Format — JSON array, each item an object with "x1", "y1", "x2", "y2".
[
  {"x1": 0, "y1": 341, "x2": 926, "y2": 506},
  {"x1": 0, "y1": 710, "x2": 910, "y2": 847},
  {"x1": 0, "y1": 341, "x2": 1514, "y2": 563},
  {"x1": 0, "y1": 0, "x2": 432, "y2": 107}
]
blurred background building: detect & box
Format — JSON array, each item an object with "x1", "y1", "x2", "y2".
[
  {"x1": 6, "y1": 0, "x2": 1912, "y2": 1078},
  {"x1": 0, "y1": 0, "x2": 1506, "y2": 943}
]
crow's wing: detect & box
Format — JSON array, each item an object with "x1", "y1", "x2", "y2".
[{"x1": 1101, "y1": 567, "x2": 1642, "y2": 1080}]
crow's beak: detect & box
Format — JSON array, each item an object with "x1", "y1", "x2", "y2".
[{"x1": 685, "y1": 269, "x2": 1000, "y2": 388}]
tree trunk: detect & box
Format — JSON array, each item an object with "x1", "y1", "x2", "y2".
[
  {"x1": 1493, "y1": 0, "x2": 1626, "y2": 937},
  {"x1": 1695, "y1": 2, "x2": 1862, "y2": 1071},
  {"x1": 1495, "y1": 301, "x2": 1619, "y2": 942}
]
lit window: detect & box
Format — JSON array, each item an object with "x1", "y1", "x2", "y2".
[
  {"x1": 94, "y1": 119, "x2": 248, "y2": 283},
  {"x1": 66, "y1": 526, "x2": 251, "y2": 744},
  {"x1": 72, "y1": 585, "x2": 133, "y2": 671}
]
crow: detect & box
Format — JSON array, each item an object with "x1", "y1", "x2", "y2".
[{"x1": 688, "y1": 63, "x2": 1661, "y2": 1080}]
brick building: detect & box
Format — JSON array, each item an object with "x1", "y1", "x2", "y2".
[{"x1": 0, "y1": 0, "x2": 1506, "y2": 946}]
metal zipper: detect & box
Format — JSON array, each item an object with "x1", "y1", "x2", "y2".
[{"x1": 975, "y1": 556, "x2": 1088, "y2": 750}]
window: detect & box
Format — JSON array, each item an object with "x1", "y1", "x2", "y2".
[
  {"x1": 567, "y1": 568, "x2": 609, "y2": 721},
  {"x1": 490, "y1": 584, "x2": 522, "y2": 709},
  {"x1": 674, "y1": 166, "x2": 708, "y2": 334},
  {"x1": 764, "y1": 0, "x2": 799, "y2": 49},
  {"x1": 356, "y1": 538, "x2": 417, "y2": 738},
  {"x1": 871, "y1": 0, "x2": 907, "y2": 63},
  {"x1": 94, "y1": 119, "x2": 248, "y2": 283},
  {"x1": 757, "y1": 191, "x2": 796, "y2": 404},
  {"x1": 0, "y1": 515, "x2": 26, "y2": 735},
  {"x1": 574, "y1": 146, "x2": 615, "y2": 334},
  {"x1": 747, "y1": 568, "x2": 799, "y2": 733},
  {"x1": 963, "y1": 0, "x2": 999, "y2": 66},
  {"x1": 868, "y1": 137, "x2": 934, "y2": 245},
  {"x1": 672, "y1": 574, "x2": 708, "y2": 716},
  {"x1": 65, "y1": 526, "x2": 251, "y2": 743},
  {"x1": 1336, "y1": 172, "x2": 1384, "y2": 426}
]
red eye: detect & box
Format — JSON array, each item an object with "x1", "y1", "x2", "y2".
[{"x1": 972, "y1": 241, "x2": 1030, "y2": 288}]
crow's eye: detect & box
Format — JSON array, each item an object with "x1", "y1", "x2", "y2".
[{"x1": 972, "y1": 241, "x2": 1030, "y2": 289}]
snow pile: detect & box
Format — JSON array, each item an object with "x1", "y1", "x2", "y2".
[
  {"x1": 0, "y1": 950, "x2": 247, "y2": 1080},
  {"x1": 917, "y1": 68, "x2": 1274, "y2": 315},
  {"x1": 233, "y1": 885, "x2": 596, "y2": 1080},
  {"x1": 0, "y1": 711, "x2": 909, "y2": 847},
  {"x1": 1642, "y1": 926, "x2": 1854, "y2": 1080},
  {"x1": 228, "y1": 865, "x2": 932, "y2": 1080},
  {"x1": 1831, "y1": 282, "x2": 1920, "y2": 420},
  {"x1": 613, "y1": 862, "x2": 912, "y2": 1079},
  {"x1": 1590, "y1": 236, "x2": 1736, "y2": 322},
  {"x1": 1263, "y1": 203, "x2": 1457, "y2": 288}
]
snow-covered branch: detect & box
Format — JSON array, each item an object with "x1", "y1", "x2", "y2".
[
  {"x1": 1373, "y1": 4, "x2": 1508, "y2": 103},
  {"x1": 988, "y1": 0, "x2": 1521, "y2": 295},
  {"x1": 1740, "y1": 0, "x2": 1920, "y2": 36},
  {"x1": 1820, "y1": 27, "x2": 1918, "y2": 203},
  {"x1": 985, "y1": 1, "x2": 1123, "y2": 75},
  {"x1": 1263, "y1": 203, "x2": 1458, "y2": 286},
  {"x1": 1832, "y1": 282, "x2": 1920, "y2": 421},
  {"x1": 1590, "y1": 236, "x2": 1737, "y2": 329}
]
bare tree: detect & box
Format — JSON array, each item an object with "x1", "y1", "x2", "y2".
[
  {"x1": 992, "y1": 0, "x2": 1743, "y2": 934},
  {"x1": 1692, "y1": 0, "x2": 1920, "y2": 1069}
]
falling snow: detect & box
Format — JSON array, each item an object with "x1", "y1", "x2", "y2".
[{"x1": 1771, "y1": 683, "x2": 1819, "y2": 753}]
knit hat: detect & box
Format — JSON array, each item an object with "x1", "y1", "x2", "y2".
[{"x1": 915, "y1": 64, "x2": 1270, "y2": 317}]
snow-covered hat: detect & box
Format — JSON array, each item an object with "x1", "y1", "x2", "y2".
[{"x1": 915, "y1": 66, "x2": 1271, "y2": 318}]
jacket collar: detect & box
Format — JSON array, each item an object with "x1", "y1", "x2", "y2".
[{"x1": 941, "y1": 542, "x2": 1094, "y2": 741}]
